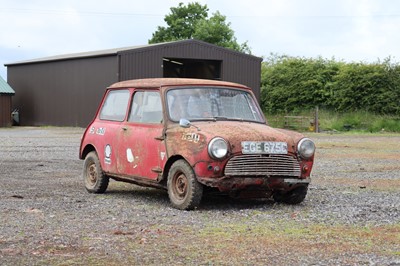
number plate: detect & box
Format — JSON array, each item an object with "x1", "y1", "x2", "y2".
[{"x1": 241, "y1": 141, "x2": 288, "y2": 154}]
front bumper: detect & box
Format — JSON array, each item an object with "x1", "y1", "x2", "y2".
[{"x1": 197, "y1": 175, "x2": 311, "y2": 192}]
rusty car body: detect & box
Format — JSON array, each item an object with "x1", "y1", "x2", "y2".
[{"x1": 79, "y1": 78, "x2": 315, "y2": 210}]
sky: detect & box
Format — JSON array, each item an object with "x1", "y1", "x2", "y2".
[{"x1": 1, "y1": 0, "x2": 400, "y2": 79}]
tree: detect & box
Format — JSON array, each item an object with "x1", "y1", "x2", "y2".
[
  {"x1": 193, "y1": 11, "x2": 250, "y2": 53},
  {"x1": 149, "y1": 2, "x2": 207, "y2": 43},
  {"x1": 149, "y1": 2, "x2": 250, "y2": 54}
]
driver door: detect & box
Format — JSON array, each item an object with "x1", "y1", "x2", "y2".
[{"x1": 116, "y1": 90, "x2": 166, "y2": 180}]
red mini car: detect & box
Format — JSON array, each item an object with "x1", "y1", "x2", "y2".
[{"x1": 79, "y1": 78, "x2": 315, "y2": 210}]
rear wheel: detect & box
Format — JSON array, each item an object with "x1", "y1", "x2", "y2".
[
  {"x1": 83, "y1": 151, "x2": 109, "y2": 193},
  {"x1": 273, "y1": 185, "x2": 308, "y2": 204},
  {"x1": 167, "y1": 160, "x2": 203, "y2": 210}
]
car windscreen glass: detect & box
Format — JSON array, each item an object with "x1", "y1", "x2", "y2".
[
  {"x1": 99, "y1": 90, "x2": 130, "y2": 121},
  {"x1": 167, "y1": 87, "x2": 264, "y2": 123}
]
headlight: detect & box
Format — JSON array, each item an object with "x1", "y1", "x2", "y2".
[
  {"x1": 297, "y1": 138, "x2": 315, "y2": 159},
  {"x1": 208, "y1": 137, "x2": 228, "y2": 160}
]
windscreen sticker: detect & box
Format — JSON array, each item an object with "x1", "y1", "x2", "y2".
[{"x1": 104, "y1": 144, "x2": 112, "y2": 164}]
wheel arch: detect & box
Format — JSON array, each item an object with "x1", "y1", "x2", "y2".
[
  {"x1": 161, "y1": 155, "x2": 188, "y2": 186},
  {"x1": 80, "y1": 144, "x2": 97, "y2": 160}
]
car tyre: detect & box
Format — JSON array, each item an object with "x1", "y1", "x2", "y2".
[
  {"x1": 273, "y1": 185, "x2": 308, "y2": 204},
  {"x1": 83, "y1": 151, "x2": 109, "y2": 193},
  {"x1": 167, "y1": 160, "x2": 203, "y2": 210}
]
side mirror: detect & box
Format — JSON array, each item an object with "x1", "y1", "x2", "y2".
[
  {"x1": 179, "y1": 118, "x2": 201, "y2": 131},
  {"x1": 179, "y1": 118, "x2": 191, "y2": 128}
]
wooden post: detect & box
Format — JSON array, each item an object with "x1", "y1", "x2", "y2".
[{"x1": 314, "y1": 106, "x2": 319, "y2": 133}]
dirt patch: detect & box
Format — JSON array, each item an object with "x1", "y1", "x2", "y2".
[{"x1": 0, "y1": 128, "x2": 399, "y2": 265}]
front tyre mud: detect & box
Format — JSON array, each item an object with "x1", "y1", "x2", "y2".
[
  {"x1": 83, "y1": 151, "x2": 109, "y2": 193},
  {"x1": 167, "y1": 160, "x2": 203, "y2": 210}
]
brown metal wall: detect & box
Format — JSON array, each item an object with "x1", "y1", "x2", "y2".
[
  {"x1": 6, "y1": 41, "x2": 261, "y2": 127},
  {"x1": 8, "y1": 56, "x2": 118, "y2": 127},
  {"x1": 119, "y1": 41, "x2": 262, "y2": 100},
  {"x1": 0, "y1": 94, "x2": 12, "y2": 127}
]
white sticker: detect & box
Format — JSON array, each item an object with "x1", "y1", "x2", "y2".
[
  {"x1": 104, "y1": 144, "x2": 112, "y2": 164},
  {"x1": 126, "y1": 148, "x2": 134, "y2": 163},
  {"x1": 160, "y1": 152, "x2": 166, "y2": 161}
]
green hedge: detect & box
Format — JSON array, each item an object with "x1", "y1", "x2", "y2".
[{"x1": 261, "y1": 55, "x2": 400, "y2": 116}]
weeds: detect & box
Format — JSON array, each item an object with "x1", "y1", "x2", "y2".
[{"x1": 266, "y1": 110, "x2": 400, "y2": 132}]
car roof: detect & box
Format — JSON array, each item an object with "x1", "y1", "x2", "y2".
[{"x1": 108, "y1": 78, "x2": 250, "y2": 91}]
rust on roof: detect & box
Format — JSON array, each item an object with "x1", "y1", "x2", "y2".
[{"x1": 108, "y1": 78, "x2": 250, "y2": 90}]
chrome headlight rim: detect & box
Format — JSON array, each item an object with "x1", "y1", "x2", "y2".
[
  {"x1": 297, "y1": 138, "x2": 315, "y2": 159},
  {"x1": 208, "y1": 137, "x2": 229, "y2": 160}
]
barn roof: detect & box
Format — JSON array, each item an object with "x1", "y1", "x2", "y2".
[
  {"x1": 5, "y1": 39, "x2": 261, "y2": 66},
  {"x1": 0, "y1": 76, "x2": 15, "y2": 95}
]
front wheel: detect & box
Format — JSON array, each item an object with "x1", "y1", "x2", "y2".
[
  {"x1": 167, "y1": 160, "x2": 203, "y2": 210},
  {"x1": 273, "y1": 185, "x2": 308, "y2": 204},
  {"x1": 83, "y1": 151, "x2": 109, "y2": 193}
]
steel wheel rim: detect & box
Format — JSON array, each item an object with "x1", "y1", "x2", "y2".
[
  {"x1": 172, "y1": 172, "x2": 188, "y2": 200},
  {"x1": 87, "y1": 162, "x2": 97, "y2": 185}
]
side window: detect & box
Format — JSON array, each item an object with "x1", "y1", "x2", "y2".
[
  {"x1": 128, "y1": 91, "x2": 163, "y2": 124},
  {"x1": 99, "y1": 90, "x2": 130, "y2": 121}
]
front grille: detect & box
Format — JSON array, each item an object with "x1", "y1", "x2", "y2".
[{"x1": 224, "y1": 154, "x2": 301, "y2": 177}]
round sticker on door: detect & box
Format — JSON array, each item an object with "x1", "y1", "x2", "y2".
[{"x1": 104, "y1": 144, "x2": 112, "y2": 164}]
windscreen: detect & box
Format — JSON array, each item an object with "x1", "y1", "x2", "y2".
[{"x1": 167, "y1": 87, "x2": 264, "y2": 123}]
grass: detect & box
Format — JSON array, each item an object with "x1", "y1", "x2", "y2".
[
  {"x1": 43, "y1": 221, "x2": 400, "y2": 265},
  {"x1": 266, "y1": 110, "x2": 400, "y2": 133},
  {"x1": 196, "y1": 221, "x2": 400, "y2": 253}
]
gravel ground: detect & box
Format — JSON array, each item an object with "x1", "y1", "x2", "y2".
[{"x1": 0, "y1": 127, "x2": 399, "y2": 265}]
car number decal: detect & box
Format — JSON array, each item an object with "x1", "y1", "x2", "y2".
[
  {"x1": 96, "y1": 127, "x2": 106, "y2": 135},
  {"x1": 182, "y1": 133, "x2": 200, "y2": 143}
]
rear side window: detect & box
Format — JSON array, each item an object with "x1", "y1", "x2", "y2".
[{"x1": 99, "y1": 90, "x2": 130, "y2": 121}]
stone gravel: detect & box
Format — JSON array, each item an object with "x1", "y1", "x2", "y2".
[{"x1": 0, "y1": 127, "x2": 399, "y2": 265}]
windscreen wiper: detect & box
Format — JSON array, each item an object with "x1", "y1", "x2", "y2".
[
  {"x1": 190, "y1": 116, "x2": 245, "y2": 122},
  {"x1": 213, "y1": 116, "x2": 244, "y2": 122}
]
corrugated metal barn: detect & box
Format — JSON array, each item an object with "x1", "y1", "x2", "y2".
[
  {"x1": 5, "y1": 39, "x2": 262, "y2": 127},
  {"x1": 0, "y1": 76, "x2": 15, "y2": 127}
]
